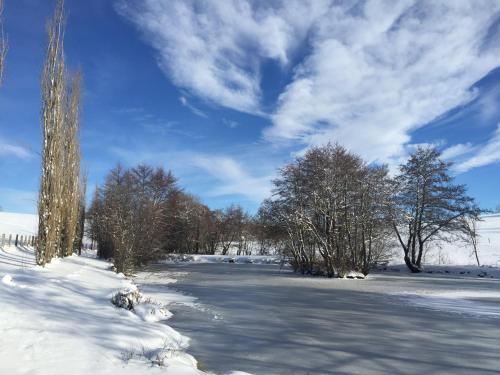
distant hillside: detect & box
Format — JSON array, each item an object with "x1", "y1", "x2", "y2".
[
  {"x1": 0, "y1": 212, "x2": 38, "y2": 236},
  {"x1": 392, "y1": 214, "x2": 500, "y2": 267}
]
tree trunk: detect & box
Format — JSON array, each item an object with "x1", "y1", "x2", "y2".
[{"x1": 404, "y1": 254, "x2": 423, "y2": 273}]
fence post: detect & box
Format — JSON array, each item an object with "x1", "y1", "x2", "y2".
[
  {"x1": 15, "y1": 234, "x2": 18, "y2": 247},
  {"x1": 32, "y1": 236, "x2": 35, "y2": 247}
]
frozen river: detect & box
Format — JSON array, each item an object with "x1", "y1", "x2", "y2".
[{"x1": 138, "y1": 263, "x2": 500, "y2": 375}]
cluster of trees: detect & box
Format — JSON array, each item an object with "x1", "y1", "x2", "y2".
[
  {"x1": 259, "y1": 144, "x2": 394, "y2": 277},
  {"x1": 86, "y1": 164, "x2": 254, "y2": 274},
  {"x1": 36, "y1": 0, "x2": 85, "y2": 266},
  {"x1": 88, "y1": 144, "x2": 481, "y2": 277},
  {"x1": 259, "y1": 145, "x2": 481, "y2": 276}
]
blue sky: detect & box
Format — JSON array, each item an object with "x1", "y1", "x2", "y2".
[{"x1": 0, "y1": 0, "x2": 499, "y2": 214}]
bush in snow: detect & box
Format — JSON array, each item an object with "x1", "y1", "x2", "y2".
[{"x1": 111, "y1": 288, "x2": 141, "y2": 310}]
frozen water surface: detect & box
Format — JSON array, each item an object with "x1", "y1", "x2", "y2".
[{"x1": 138, "y1": 263, "x2": 500, "y2": 375}]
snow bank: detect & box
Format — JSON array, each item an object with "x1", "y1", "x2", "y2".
[
  {"x1": 0, "y1": 245, "x2": 208, "y2": 375},
  {"x1": 398, "y1": 289, "x2": 500, "y2": 318},
  {"x1": 389, "y1": 214, "x2": 500, "y2": 266}
]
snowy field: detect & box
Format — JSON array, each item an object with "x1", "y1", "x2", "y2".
[
  {"x1": 0, "y1": 212, "x2": 38, "y2": 236},
  {"x1": 0, "y1": 245, "x2": 250, "y2": 375},
  {"x1": 139, "y1": 262, "x2": 500, "y2": 375},
  {"x1": 418, "y1": 213, "x2": 500, "y2": 266}
]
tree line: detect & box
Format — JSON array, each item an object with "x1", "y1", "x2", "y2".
[
  {"x1": 87, "y1": 143, "x2": 481, "y2": 277},
  {"x1": 86, "y1": 164, "x2": 257, "y2": 274},
  {"x1": 260, "y1": 144, "x2": 481, "y2": 277}
]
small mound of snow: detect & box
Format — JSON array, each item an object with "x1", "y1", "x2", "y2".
[
  {"x1": 1, "y1": 274, "x2": 15, "y2": 286},
  {"x1": 134, "y1": 303, "x2": 172, "y2": 322},
  {"x1": 343, "y1": 271, "x2": 366, "y2": 279},
  {"x1": 111, "y1": 287, "x2": 141, "y2": 310},
  {"x1": 398, "y1": 291, "x2": 500, "y2": 318}
]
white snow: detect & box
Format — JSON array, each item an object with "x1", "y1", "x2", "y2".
[
  {"x1": 0, "y1": 244, "x2": 247, "y2": 375},
  {"x1": 134, "y1": 303, "x2": 173, "y2": 322},
  {"x1": 0, "y1": 211, "x2": 38, "y2": 236},
  {"x1": 162, "y1": 254, "x2": 281, "y2": 265},
  {"x1": 404, "y1": 214, "x2": 500, "y2": 266},
  {"x1": 1, "y1": 273, "x2": 16, "y2": 286},
  {"x1": 397, "y1": 290, "x2": 500, "y2": 318}
]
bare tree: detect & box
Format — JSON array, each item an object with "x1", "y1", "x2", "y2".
[
  {"x1": 393, "y1": 147, "x2": 482, "y2": 273},
  {"x1": 61, "y1": 71, "x2": 82, "y2": 256},
  {"x1": 38, "y1": 0, "x2": 66, "y2": 265},
  {"x1": 0, "y1": 0, "x2": 7, "y2": 85},
  {"x1": 459, "y1": 216, "x2": 481, "y2": 267},
  {"x1": 75, "y1": 172, "x2": 87, "y2": 255},
  {"x1": 37, "y1": 0, "x2": 83, "y2": 265}
]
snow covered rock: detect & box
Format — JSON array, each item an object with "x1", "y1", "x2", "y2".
[
  {"x1": 344, "y1": 271, "x2": 366, "y2": 279},
  {"x1": 111, "y1": 286, "x2": 142, "y2": 310}
]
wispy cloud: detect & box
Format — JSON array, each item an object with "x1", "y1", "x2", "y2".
[
  {"x1": 455, "y1": 124, "x2": 500, "y2": 173},
  {"x1": 267, "y1": 1, "x2": 500, "y2": 164},
  {"x1": 116, "y1": 0, "x2": 330, "y2": 113},
  {"x1": 109, "y1": 145, "x2": 273, "y2": 203},
  {"x1": 0, "y1": 140, "x2": 32, "y2": 160},
  {"x1": 179, "y1": 95, "x2": 208, "y2": 118},
  {"x1": 441, "y1": 143, "x2": 475, "y2": 161},
  {"x1": 118, "y1": 0, "x2": 500, "y2": 169},
  {"x1": 191, "y1": 155, "x2": 273, "y2": 202}
]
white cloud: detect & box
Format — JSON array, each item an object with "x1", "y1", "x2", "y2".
[
  {"x1": 191, "y1": 155, "x2": 272, "y2": 202},
  {"x1": 109, "y1": 146, "x2": 273, "y2": 203},
  {"x1": 179, "y1": 95, "x2": 207, "y2": 118},
  {"x1": 0, "y1": 140, "x2": 32, "y2": 159},
  {"x1": 117, "y1": 0, "x2": 331, "y2": 113},
  {"x1": 118, "y1": 0, "x2": 500, "y2": 171},
  {"x1": 268, "y1": 1, "x2": 500, "y2": 163},
  {"x1": 455, "y1": 125, "x2": 500, "y2": 173},
  {"x1": 441, "y1": 143, "x2": 475, "y2": 161}
]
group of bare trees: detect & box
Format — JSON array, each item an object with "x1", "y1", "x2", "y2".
[
  {"x1": 86, "y1": 164, "x2": 254, "y2": 274},
  {"x1": 260, "y1": 144, "x2": 481, "y2": 276},
  {"x1": 36, "y1": 0, "x2": 85, "y2": 266},
  {"x1": 260, "y1": 144, "x2": 394, "y2": 277},
  {"x1": 88, "y1": 144, "x2": 480, "y2": 277}
]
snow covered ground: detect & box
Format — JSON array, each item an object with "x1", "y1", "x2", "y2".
[
  {"x1": 417, "y1": 213, "x2": 500, "y2": 266},
  {"x1": 0, "y1": 244, "x2": 249, "y2": 375},
  {"x1": 1, "y1": 209, "x2": 500, "y2": 374}
]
